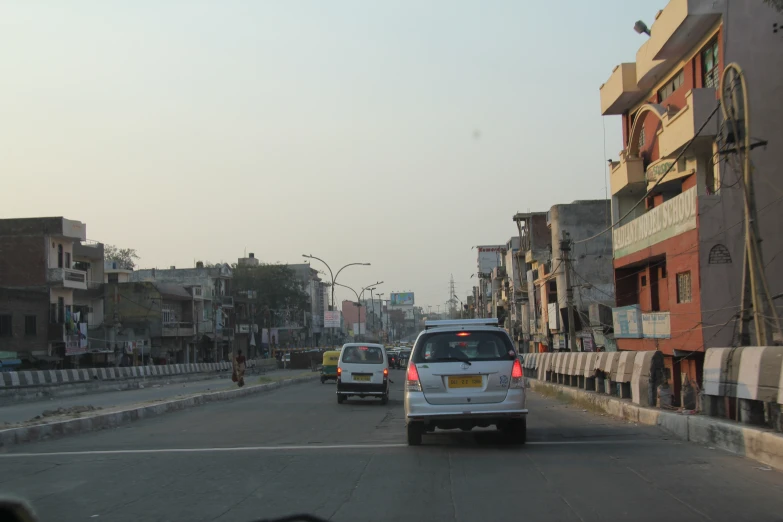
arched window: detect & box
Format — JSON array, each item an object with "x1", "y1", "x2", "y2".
[{"x1": 708, "y1": 244, "x2": 732, "y2": 264}]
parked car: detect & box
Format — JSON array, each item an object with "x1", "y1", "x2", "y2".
[{"x1": 403, "y1": 319, "x2": 527, "y2": 445}]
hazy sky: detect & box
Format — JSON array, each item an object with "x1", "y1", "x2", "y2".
[{"x1": 1, "y1": 0, "x2": 661, "y2": 310}]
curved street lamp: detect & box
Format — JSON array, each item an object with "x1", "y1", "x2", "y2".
[
  {"x1": 302, "y1": 254, "x2": 370, "y2": 310},
  {"x1": 302, "y1": 255, "x2": 370, "y2": 346}
]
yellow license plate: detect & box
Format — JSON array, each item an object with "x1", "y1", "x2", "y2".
[
  {"x1": 448, "y1": 375, "x2": 482, "y2": 388},
  {"x1": 353, "y1": 374, "x2": 371, "y2": 382}
]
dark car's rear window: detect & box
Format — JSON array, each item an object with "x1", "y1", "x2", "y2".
[
  {"x1": 342, "y1": 345, "x2": 384, "y2": 364},
  {"x1": 412, "y1": 331, "x2": 515, "y2": 363}
]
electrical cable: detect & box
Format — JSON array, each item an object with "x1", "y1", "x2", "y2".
[{"x1": 574, "y1": 103, "x2": 721, "y2": 245}]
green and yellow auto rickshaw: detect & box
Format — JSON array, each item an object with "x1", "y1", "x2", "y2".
[{"x1": 321, "y1": 350, "x2": 341, "y2": 383}]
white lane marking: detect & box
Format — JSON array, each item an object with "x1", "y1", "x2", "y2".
[
  {"x1": 526, "y1": 439, "x2": 662, "y2": 446},
  {"x1": 0, "y1": 443, "x2": 408, "y2": 458},
  {"x1": 0, "y1": 439, "x2": 663, "y2": 458}
]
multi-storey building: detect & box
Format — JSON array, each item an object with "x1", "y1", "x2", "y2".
[
  {"x1": 599, "y1": 0, "x2": 783, "y2": 399},
  {"x1": 0, "y1": 217, "x2": 98, "y2": 366},
  {"x1": 130, "y1": 263, "x2": 233, "y2": 361}
]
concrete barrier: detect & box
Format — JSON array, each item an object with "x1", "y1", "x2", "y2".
[
  {"x1": 527, "y1": 378, "x2": 783, "y2": 471},
  {"x1": 0, "y1": 360, "x2": 282, "y2": 390},
  {"x1": 631, "y1": 351, "x2": 657, "y2": 406}
]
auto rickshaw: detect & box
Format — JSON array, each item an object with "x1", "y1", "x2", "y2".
[{"x1": 320, "y1": 350, "x2": 341, "y2": 383}]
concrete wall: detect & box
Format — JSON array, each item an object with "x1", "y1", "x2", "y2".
[
  {"x1": 698, "y1": 2, "x2": 783, "y2": 348},
  {"x1": 548, "y1": 200, "x2": 614, "y2": 318},
  {"x1": 0, "y1": 288, "x2": 50, "y2": 357},
  {"x1": 0, "y1": 236, "x2": 48, "y2": 287}
]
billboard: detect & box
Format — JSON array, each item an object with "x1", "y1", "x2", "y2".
[
  {"x1": 390, "y1": 292, "x2": 415, "y2": 306},
  {"x1": 324, "y1": 311, "x2": 341, "y2": 328},
  {"x1": 476, "y1": 245, "x2": 506, "y2": 276}
]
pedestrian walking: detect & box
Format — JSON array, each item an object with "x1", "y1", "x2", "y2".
[{"x1": 233, "y1": 349, "x2": 247, "y2": 387}]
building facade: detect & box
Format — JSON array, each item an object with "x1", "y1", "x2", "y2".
[
  {"x1": 130, "y1": 264, "x2": 233, "y2": 362},
  {"x1": 599, "y1": 0, "x2": 783, "y2": 398},
  {"x1": 0, "y1": 217, "x2": 98, "y2": 366}
]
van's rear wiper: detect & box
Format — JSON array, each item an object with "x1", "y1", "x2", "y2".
[{"x1": 433, "y1": 355, "x2": 471, "y2": 365}]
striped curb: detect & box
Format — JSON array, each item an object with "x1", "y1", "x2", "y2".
[{"x1": 0, "y1": 360, "x2": 278, "y2": 388}]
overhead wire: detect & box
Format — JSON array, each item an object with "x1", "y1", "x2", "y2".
[{"x1": 574, "y1": 103, "x2": 722, "y2": 245}]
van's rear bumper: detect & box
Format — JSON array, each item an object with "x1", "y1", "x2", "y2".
[{"x1": 337, "y1": 382, "x2": 387, "y2": 395}]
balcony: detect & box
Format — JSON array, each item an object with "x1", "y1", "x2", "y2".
[
  {"x1": 47, "y1": 268, "x2": 88, "y2": 290},
  {"x1": 650, "y1": 0, "x2": 724, "y2": 62},
  {"x1": 162, "y1": 322, "x2": 195, "y2": 337},
  {"x1": 658, "y1": 88, "x2": 719, "y2": 158},
  {"x1": 600, "y1": 63, "x2": 642, "y2": 116},
  {"x1": 635, "y1": 0, "x2": 724, "y2": 90},
  {"x1": 610, "y1": 151, "x2": 645, "y2": 197},
  {"x1": 612, "y1": 186, "x2": 698, "y2": 259}
]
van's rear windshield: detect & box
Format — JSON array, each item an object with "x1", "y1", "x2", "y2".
[
  {"x1": 412, "y1": 331, "x2": 515, "y2": 363},
  {"x1": 342, "y1": 346, "x2": 384, "y2": 364}
]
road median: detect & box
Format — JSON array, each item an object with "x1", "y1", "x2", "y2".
[{"x1": 0, "y1": 371, "x2": 318, "y2": 448}]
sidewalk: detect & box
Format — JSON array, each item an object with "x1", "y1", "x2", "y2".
[{"x1": 1, "y1": 369, "x2": 307, "y2": 427}]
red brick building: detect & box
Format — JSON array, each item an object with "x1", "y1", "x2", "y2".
[{"x1": 599, "y1": 0, "x2": 783, "y2": 402}]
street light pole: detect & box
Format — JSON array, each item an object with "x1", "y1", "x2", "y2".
[{"x1": 303, "y1": 255, "x2": 370, "y2": 346}]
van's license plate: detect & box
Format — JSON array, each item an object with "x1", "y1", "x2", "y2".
[
  {"x1": 352, "y1": 374, "x2": 371, "y2": 382},
  {"x1": 448, "y1": 375, "x2": 482, "y2": 388}
]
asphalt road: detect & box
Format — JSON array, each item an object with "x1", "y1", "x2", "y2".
[
  {"x1": 2, "y1": 372, "x2": 783, "y2": 522},
  {"x1": 1, "y1": 370, "x2": 302, "y2": 425}
]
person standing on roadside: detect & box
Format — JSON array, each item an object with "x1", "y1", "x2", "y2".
[{"x1": 233, "y1": 349, "x2": 247, "y2": 387}]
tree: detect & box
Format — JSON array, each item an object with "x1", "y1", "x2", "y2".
[
  {"x1": 104, "y1": 244, "x2": 140, "y2": 270},
  {"x1": 765, "y1": 0, "x2": 783, "y2": 12},
  {"x1": 231, "y1": 263, "x2": 309, "y2": 327}
]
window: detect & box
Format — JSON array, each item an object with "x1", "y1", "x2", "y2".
[
  {"x1": 661, "y1": 265, "x2": 667, "y2": 278},
  {"x1": 50, "y1": 303, "x2": 58, "y2": 324},
  {"x1": 641, "y1": 275, "x2": 647, "y2": 287},
  {"x1": 709, "y1": 244, "x2": 732, "y2": 264},
  {"x1": 657, "y1": 69, "x2": 684, "y2": 102},
  {"x1": 413, "y1": 331, "x2": 515, "y2": 363},
  {"x1": 65, "y1": 252, "x2": 71, "y2": 269},
  {"x1": 677, "y1": 272, "x2": 692, "y2": 303},
  {"x1": 57, "y1": 244, "x2": 63, "y2": 268},
  {"x1": 58, "y1": 297, "x2": 65, "y2": 324},
  {"x1": 0, "y1": 314, "x2": 11, "y2": 337},
  {"x1": 702, "y1": 39, "x2": 719, "y2": 89},
  {"x1": 341, "y1": 345, "x2": 385, "y2": 364},
  {"x1": 108, "y1": 273, "x2": 119, "y2": 283},
  {"x1": 162, "y1": 307, "x2": 176, "y2": 323},
  {"x1": 25, "y1": 315, "x2": 37, "y2": 336}
]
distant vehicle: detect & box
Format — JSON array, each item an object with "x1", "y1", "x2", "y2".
[
  {"x1": 396, "y1": 349, "x2": 411, "y2": 369},
  {"x1": 403, "y1": 319, "x2": 527, "y2": 446},
  {"x1": 386, "y1": 350, "x2": 398, "y2": 368},
  {"x1": 337, "y1": 343, "x2": 390, "y2": 405}
]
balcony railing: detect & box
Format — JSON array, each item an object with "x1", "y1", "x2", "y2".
[
  {"x1": 47, "y1": 268, "x2": 88, "y2": 290},
  {"x1": 658, "y1": 88, "x2": 719, "y2": 158},
  {"x1": 600, "y1": 63, "x2": 641, "y2": 116},
  {"x1": 610, "y1": 152, "x2": 645, "y2": 196},
  {"x1": 161, "y1": 322, "x2": 195, "y2": 337}
]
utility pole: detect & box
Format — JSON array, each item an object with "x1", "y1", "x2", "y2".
[
  {"x1": 721, "y1": 65, "x2": 782, "y2": 346},
  {"x1": 449, "y1": 274, "x2": 457, "y2": 319},
  {"x1": 560, "y1": 231, "x2": 577, "y2": 352}
]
